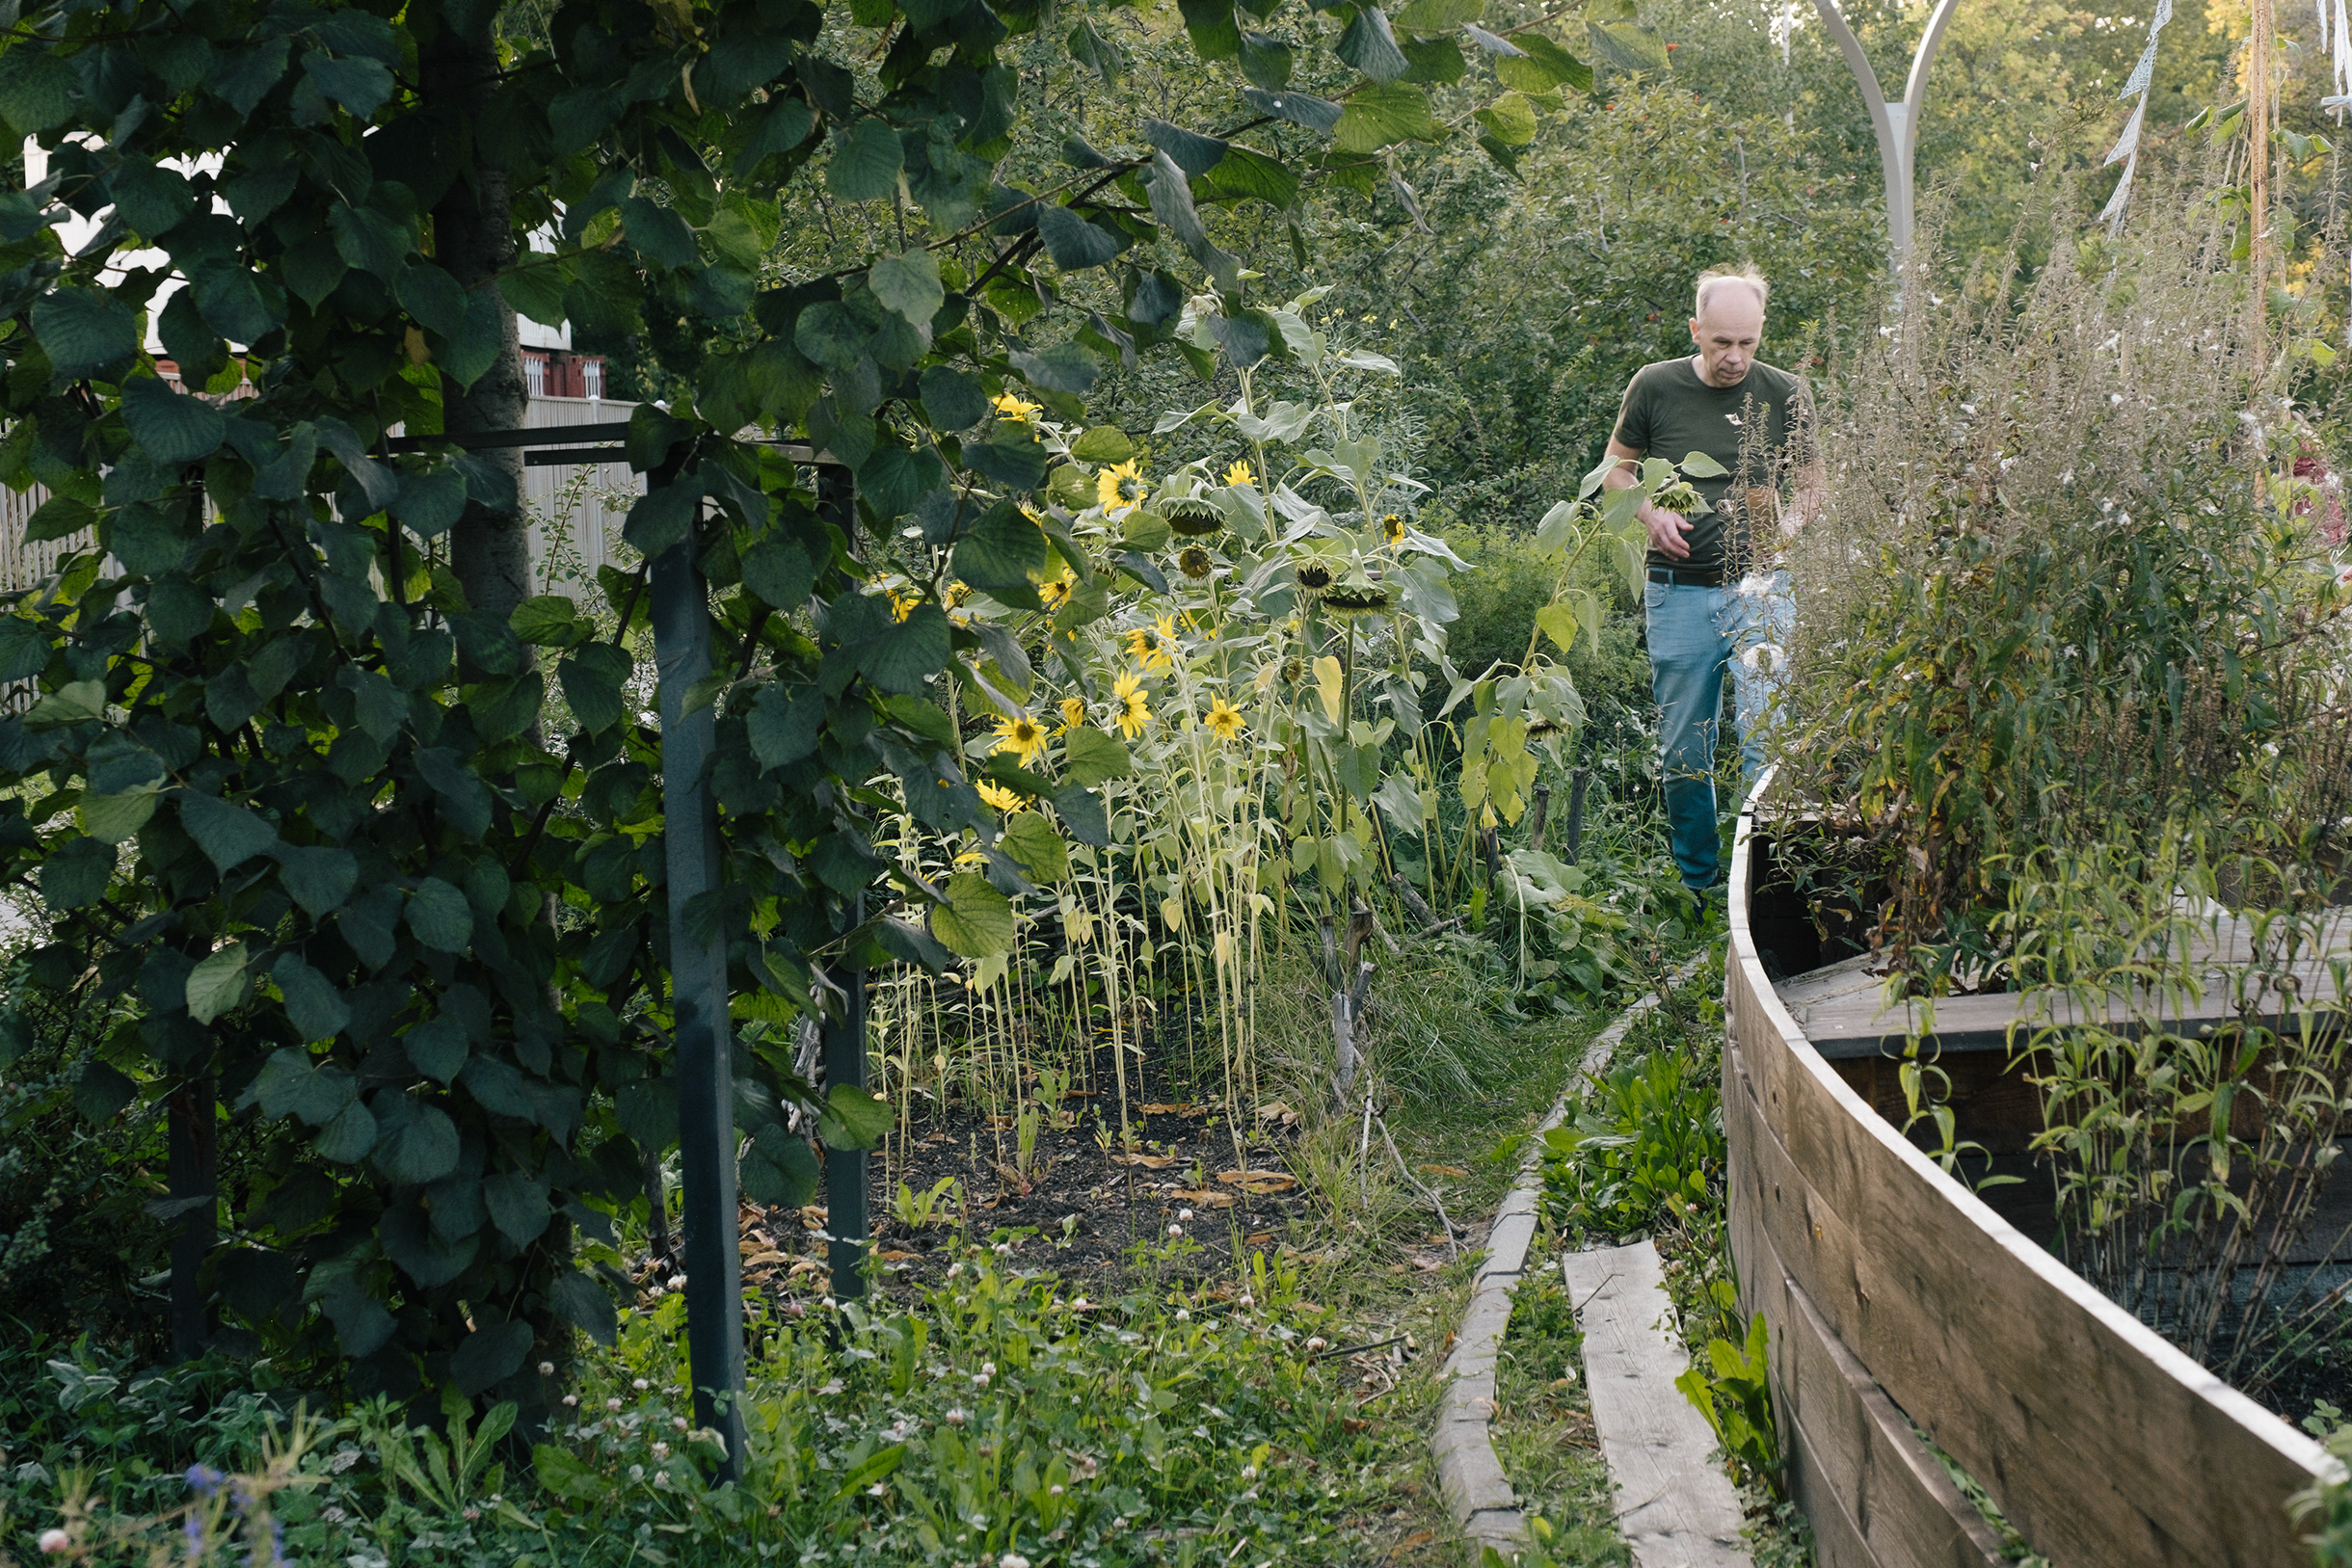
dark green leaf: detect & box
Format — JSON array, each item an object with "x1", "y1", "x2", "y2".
[
  {"x1": 1054, "y1": 783, "x2": 1110, "y2": 845},
  {"x1": 1143, "y1": 120, "x2": 1230, "y2": 176},
  {"x1": 738, "y1": 1122, "x2": 819, "y2": 1208},
  {"x1": 178, "y1": 791, "x2": 282, "y2": 873},
  {"x1": 1509, "y1": 31, "x2": 1594, "y2": 90},
  {"x1": 1009, "y1": 341, "x2": 1101, "y2": 394},
  {"x1": 1239, "y1": 31, "x2": 1294, "y2": 89},
  {"x1": 185, "y1": 942, "x2": 251, "y2": 1024},
  {"x1": 1177, "y1": 0, "x2": 1242, "y2": 59},
  {"x1": 919, "y1": 365, "x2": 987, "y2": 429},
  {"x1": 484, "y1": 1172, "x2": 552, "y2": 1245},
  {"x1": 741, "y1": 539, "x2": 815, "y2": 610},
  {"x1": 929, "y1": 870, "x2": 1014, "y2": 958},
  {"x1": 624, "y1": 483, "x2": 698, "y2": 559},
  {"x1": 274, "y1": 955, "x2": 351, "y2": 1043},
  {"x1": 748, "y1": 681, "x2": 823, "y2": 768},
  {"x1": 403, "y1": 1016, "x2": 468, "y2": 1083},
  {"x1": 450, "y1": 1320, "x2": 531, "y2": 1395},
  {"x1": 1333, "y1": 82, "x2": 1443, "y2": 151},
  {"x1": 620, "y1": 196, "x2": 698, "y2": 269},
  {"x1": 858, "y1": 604, "x2": 952, "y2": 693},
  {"x1": 371, "y1": 1094, "x2": 462, "y2": 1184},
  {"x1": 825, "y1": 118, "x2": 903, "y2": 201},
  {"x1": 868, "y1": 249, "x2": 944, "y2": 328},
  {"x1": 39, "y1": 835, "x2": 112, "y2": 910},
  {"x1": 950, "y1": 504, "x2": 1049, "y2": 594},
  {"x1": 496, "y1": 260, "x2": 571, "y2": 328},
  {"x1": 560, "y1": 643, "x2": 635, "y2": 733},
  {"x1": 394, "y1": 262, "x2": 468, "y2": 338},
  {"x1": 73, "y1": 1061, "x2": 135, "y2": 1125},
  {"x1": 1241, "y1": 86, "x2": 1344, "y2": 133},
  {"x1": 0, "y1": 48, "x2": 82, "y2": 132},
  {"x1": 0, "y1": 616, "x2": 50, "y2": 681},
  {"x1": 110, "y1": 160, "x2": 194, "y2": 238},
  {"x1": 22, "y1": 495, "x2": 94, "y2": 546},
  {"x1": 276, "y1": 844, "x2": 359, "y2": 917},
  {"x1": 1001, "y1": 811, "x2": 1070, "y2": 882},
  {"x1": 1337, "y1": 5, "x2": 1410, "y2": 80},
  {"x1": 964, "y1": 435, "x2": 1049, "y2": 491},
  {"x1": 304, "y1": 53, "x2": 394, "y2": 118},
  {"x1": 405, "y1": 877, "x2": 473, "y2": 953},
  {"x1": 33, "y1": 288, "x2": 137, "y2": 379},
  {"x1": 817, "y1": 1082, "x2": 895, "y2": 1150},
  {"x1": 1062, "y1": 725, "x2": 1132, "y2": 785},
  {"x1": 121, "y1": 376, "x2": 227, "y2": 465},
  {"x1": 511, "y1": 595, "x2": 586, "y2": 648},
  {"x1": 548, "y1": 1269, "x2": 617, "y2": 1345},
  {"x1": 616, "y1": 1076, "x2": 679, "y2": 1152},
  {"x1": 1586, "y1": 18, "x2": 1665, "y2": 72},
  {"x1": 1034, "y1": 204, "x2": 1127, "y2": 270}
]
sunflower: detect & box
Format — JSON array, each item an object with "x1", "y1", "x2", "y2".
[
  {"x1": 1126, "y1": 614, "x2": 1178, "y2": 672},
  {"x1": 993, "y1": 391, "x2": 1043, "y2": 424},
  {"x1": 1056, "y1": 696, "x2": 1087, "y2": 733},
  {"x1": 1096, "y1": 460, "x2": 1149, "y2": 518},
  {"x1": 1178, "y1": 545, "x2": 1213, "y2": 579},
  {"x1": 1163, "y1": 497, "x2": 1223, "y2": 538},
  {"x1": 1224, "y1": 459, "x2": 1256, "y2": 488},
  {"x1": 1113, "y1": 674, "x2": 1152, "y2": 739},
  {"x1": 1293, "y1": 561, "x2": 1335, "y2": 595},
  {"x1": 1039, "y1": 575, "x2": 1074, "y2": 612},
  {"x1": 977, "y1": 781, "x2": 1029, "y2": 813},
  {"x1": 992, "y1": 712, "x2": 1049, "y2": 765},
  {"x1": 1202, "y1": 696, "x2": 1244, "y2": 743},
  {"x1": 1381, "y1": 513, "x2": 1406, "y2": 545},
  {"x1": 1322, "y1": 581, "x2": 1393, "y2": 616},
  {"x1": 882, "y1": 585, "x2": 919, "y2": 623}
]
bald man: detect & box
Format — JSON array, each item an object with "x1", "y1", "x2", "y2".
[{"x1": 1599, "y1": 264, "x2": 1818, "y2": 899}]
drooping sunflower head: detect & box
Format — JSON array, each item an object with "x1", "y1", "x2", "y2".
[
  {"x1": 1293, "y1": 561, "x2": 1335, "y2": 595},
  {"x1": 1178, "y1": 545, "x2": 1214, "y2": 579},
  {"x1": 1223, "y1": 459, "x2": 1257, "y2": 489},
  {"x1": 1162, "y1": 496, "x2": 1222, "y2": 538},
  {"x1": 992, "y1": 712, "x2": 1049, "y2": 764},
  {"x1": 1057, "y1": 696, "x2": 1086, "y2": 733},
  {"x1": 977, "y1": 781, "x2": 1029, "y2": 813},
  {"x1": 1381, "y1": 513, "x2": 1406, "y2": 545},
  {"x1": 1203, "y1": 697, "x2": 1244, "y2": 743},
  {"x1": 1322, "y1": 580, "x2": 1394, "y2": 617},
  {"x1": 1096, "y1": 460, "x2": 1150, "y2": 518},
  {"x1": 1657, "y1": 479, "x2": 1705, "y2": 517}
]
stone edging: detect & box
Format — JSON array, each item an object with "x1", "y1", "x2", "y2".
[{"x1": 1431, "y1": 951, "x2": 1714, "y2": 1566}]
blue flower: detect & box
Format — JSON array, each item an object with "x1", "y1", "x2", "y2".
[{"x1": 185, "y1": 1465, "x2": 226, "y2": 1498}]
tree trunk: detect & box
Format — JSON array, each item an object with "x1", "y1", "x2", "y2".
[{"x1": 420, "y1": 14, "x2": 530, "y2": 632}]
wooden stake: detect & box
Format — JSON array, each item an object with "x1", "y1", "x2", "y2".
[{"x1": 2250, "y1": 0, "x2": 2274, "y2": 342}]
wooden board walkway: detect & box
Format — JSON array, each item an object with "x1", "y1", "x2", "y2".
[{"x1": 1563, "y1": 1241, "x2": 1752, "y2": 1568}]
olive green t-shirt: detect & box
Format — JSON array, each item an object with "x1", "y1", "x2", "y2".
[{"x1": 1610, "y1": 357, "x2": 1811, "y2": 576}]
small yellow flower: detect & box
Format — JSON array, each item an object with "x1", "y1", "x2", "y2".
[
  {"x1": 945, "y1": 581, "x2": 972, "y2": 607},
  {"x1": 1381, "y1": 513, "x2": 1405, "y2": 545},
  {"x1": 883, "y1": 586, "x2": 918, "y2": 623},
  {"x1": 1113, "y1": 673, "x2": 1152, "y2": 739},
  {"x1": 1126, "y1": 614, "x2": 1177, "y2": 673},
  {"x1": 1039, "y1": 575, "x2": 1074, "y2": 612},
  {"x1": 1224, "y1": 460, "x2": 1256, "y2": 489},
  {"x1": 1096, "y1": 460, "x2": 1149, "y2": 518},
  {"x1": 1056, "y1": 696, "x2": 1086, "y2": 733},
  {"x1": 1203, "y1": 696, "x2": 1244, "y2": 743},
  {"x1": 993, "y1": 392, "x2": 1043, "y2": 423},
  {"x1": 992, "y1": 712, "x2": 1049, "y2": 765},
  {"x1": 977, "y1": 781, "x2": 1029, "y2": 812}
]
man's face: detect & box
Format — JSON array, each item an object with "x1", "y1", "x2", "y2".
[{"x1": 1689, "y1": 287, "x2": 1764, "y2": 386}]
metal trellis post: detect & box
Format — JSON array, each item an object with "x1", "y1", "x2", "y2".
[
  {"x1": 651, "y1": 465, "x2": 749, "y2": 1483},
  {"x1": 1810, "y1": 0, "x2": 1962, "y2": 275}
]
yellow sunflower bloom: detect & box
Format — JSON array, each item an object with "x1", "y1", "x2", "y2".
[
  {"x1": 993, "y1": 392, "x2": 1043, "y2": 423},
  {"x1": 1125, "y1": 613, "x2": 1177, "y2": 673},
  {"x1": 1113, "y1": 674, "x2": 1152, "y2": 739},
  {"x1": 1203, "y1": 697, "x2": 1244, "y2": 743},
  {"x1": 1381, "y1": 513, "x2": 1406, "y2": 545},
  {"x1": 992, "y1": 712, "x2": 1049, "y2": 765},
  {"x1": 1039, "y1": 575, "x2": 1074, "y2": 612},
  {"x1": 1224, "y1": 459, "x2": 1256, "y2": 489},
  {"x1": 977, "y1": 781, "x2": 1029, "y2": 813},
  {"x1": 884, "y1": 586, "x2": 918, "y2": 623},
  {"x1": 1096, "y1": 460, "x2": 1149, "y2": 518},
  {"x1": 1056, "y1": 696, "x2": 1086, "y2": 733}
]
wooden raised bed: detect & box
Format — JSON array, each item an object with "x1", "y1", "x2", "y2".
[{"x1": 1725, "y1": 785, "x2": 2344, "y2": 1568}]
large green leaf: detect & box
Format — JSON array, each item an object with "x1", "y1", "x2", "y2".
[
  {"x1": 817, "y1": 1082, "x2": 895, "y2": 1151},
  {"x1": 121, "y1": 376, "x2": 227, "y2": 465},
  {"x1": 186, "y1": 942, "x2": 251, "y2": 1024},
  {"x1": 1336, "y1": 5, "x2": 1409, "y2": 80},
  {"x1": 1000, "y1": 810, "x2": 1070, "y2": 883},
  {"x1": 739, "y1": 1121, "x2": 820, "y2": 1208},
  {"x1": 254, "y1": 1046, "x2": 359, "y2": 1125},
  {"x1": 371, "y1": 1094, "x2": 462, "y2": 1185},
  {"x1": 1334, "y1": 82, "x2": 1443, "y2": 151},
  {"x1": 484, "y1": 1172, "x2": 553, "y2": 1245},
  {"x1": 274, "y1": 955, "x2": 352, "y2": 1043},
  {"x1": 0, "y1": 47, "x2": 82, "y2": 132},
  {"x1": 931, "y1": 870, "x2": 1015, "y2": 958},
  {"x1": 405, "y1": 877, "x2": 474, "y2": 953},
  {"x1": 856, "y1": 603, "x2": 952, "y2": 693},
  {"x1": 276, "y1": 844, "x2": 359, "y2": 917},
  {"x1": 951, "y1": 504, "x2": 1049, "y2": 594},
  {"x1": 1586, "y1": 18, "x2": 1666, "y2": 72},
  {"x1": 825, "y1": 118, "x2": 903, "y2": 200},
  {"x1": 403, "y1": 1016, "x2": 469, "y2": 1084},
  {"x1": 31, "y1": 288, "x2": 136, "y2": 378},
  {"x1": 1061, "y1": 726, "x2": 1132, "y2": 786},
  {"x1": 1035, "y1": 205, "x2": 1127, "y2": 270},
  {"x1": 559, "y1": 643, "x2": 635, "y2": 733},
  {"x1": 178, "y1": 790, "x2": 282, "y2": 872},
  {"x1": 868, "y1": 249, "x2": 944, "y2": 328},
  {"x1": 39, "y1": 835, "x2": 113, "y2": 909}
]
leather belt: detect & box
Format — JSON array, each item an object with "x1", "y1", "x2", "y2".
[{"x1": 1646, "y1": 566, "x2": 1724, "y2": 588}]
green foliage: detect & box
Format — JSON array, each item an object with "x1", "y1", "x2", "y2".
[
  {"x1": 1539, "y1": 1048, "x2": 1723, "y2": 1238},
  {"x1": 1673, "y1": 1298, "x2": 1782, "y2": 1499},
  {"x1": 1, "y1": 1253, "x2": 1399, "y2": 1567}
]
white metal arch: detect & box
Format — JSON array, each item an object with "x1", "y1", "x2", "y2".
[{"x1": 1810, "y1": 0, "x2": 1964, "y2": 270}]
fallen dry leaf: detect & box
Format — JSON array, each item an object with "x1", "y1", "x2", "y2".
[
  {"x1": 742, "y1": 1250, "x2": 788, "y2": 1268},
  {"x1": 1112, "y1": 1152, "x2": 1177, "y2": 1168},
  {"x1": 1171, "y1": 1188, "x2": 1238, "y2": 1209},
  {"x1": 1394, "y1": 1529, "x2": 1437, "y2": 1553},
  {"x1": 876, "y1": 1249, "x2": 919, "y2": 1262},
  {"x1": 1417, "y1": 1163, "x2": 1468, "y2": 1178},
  {"x1": 1216, "y1": 1169, "x2": 1297, "y2": 1192},
  {"x1": 1244, "y1": 1232, "x2": 1274, "y2": 1245},
  {"x1": 1140, "y1": 1103, "x2": 1202, "y2": 1116},
  {"x1": 1342, "y1": 1417, "x2": 1372, "y2": 1433}
]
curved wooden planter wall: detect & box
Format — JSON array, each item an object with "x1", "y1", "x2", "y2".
[{"x1": 1724, "y1": 787, "x2": 2342, "y2": 1568}]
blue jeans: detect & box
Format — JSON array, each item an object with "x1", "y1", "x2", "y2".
[{"x1": 1644, "y1": 571, "x2": 1793, "y2": 890}]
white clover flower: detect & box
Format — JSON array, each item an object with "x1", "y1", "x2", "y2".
[
  {"x1": 668, "y1": 1275, "x2": 686, "y2": 1289},
  {"x1": 1239, "y1": 1294, "x2": 1254, "y2": 1307},
  {"x1": 1176, "y1": 1309, "x2": 1190, "y2": 1321},
  {"x1": 38, "y1": 1529, "x2": 69, "y2": 1555},
  {"x1": 948, "y1": 1262, "x2": 964, "y2": 1278},
  {"x1": 1167, "y1": 1224, "x2": 1183, "y2": 1237},
  {"x1": 1177, "y1": 1209, "x2": 1193, "y2": 1221},
  {"x1": 652, "y1": 1442, "x2": 670, "y2": 1460},
  {"x1": 1305, "y1": 1336, "x2": 1327, "y2": 1352},
  {"x1": 538, "y1": 1361, "x2": 555, "y2": 1376},
  {"x1": 673, "y1": 1415, "x2": 689, "y2": 1430},
  {"x1": 655, "y1": 1471, "x2": 671, "y2": 1489},
  {"x1": 562, "y1": 1395, "x2": 578, "y2": 1408},
  {"x1": 628, "y1": 1465, "x2": 645, "y2": 1482},
  {"x1": 606, "y1": 1398, "x2": 624, "y2": 1412},
  {"x1": 945, "y1": 1408, "x2": 967, "y2": 1425},
  {"x1": 633, "y1": 1378, "x2": 651, "y2": 1392},
  {"x1": 1001, "y1": 1555, "x2": 1031, "y2": 1568}
]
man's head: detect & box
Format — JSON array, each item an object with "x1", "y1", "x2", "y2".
[{"x1": 1689, "y1": 265, "x2": 1767, "y2": 386}]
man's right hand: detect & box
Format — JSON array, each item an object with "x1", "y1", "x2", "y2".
[{"x1": 1644, "y1": 501, "x2": 1693, "y2": 561}]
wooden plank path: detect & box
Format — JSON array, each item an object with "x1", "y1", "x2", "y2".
[{"x1": 1562, "y1": 1241, "x2": 1751, "y2": 1568}]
